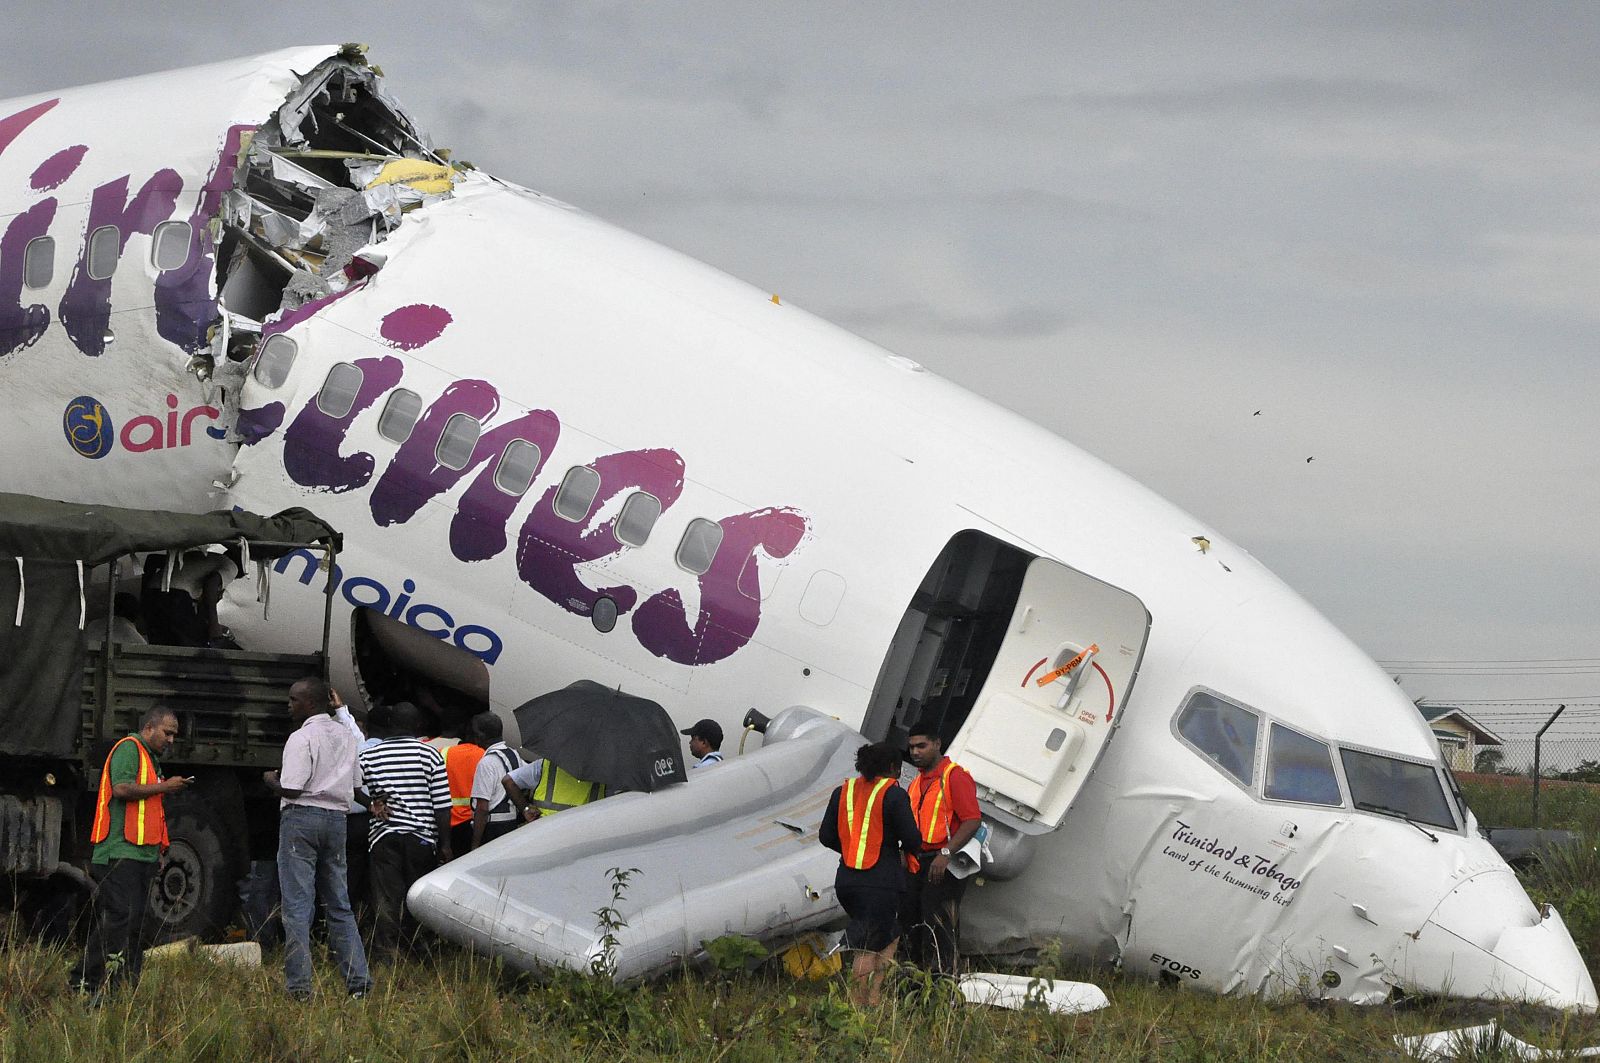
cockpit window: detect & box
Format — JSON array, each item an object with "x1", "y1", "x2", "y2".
[
  {"x1": 1176, "y1": 691, "x2": 1259, "y2": 788},
  {"x1": 1441, "y1": 762, "x2": 1471, "y2": 828},
  {"x1": 1340, "y1": 748, "x2": 1456, "y2": 830},
  {"x1": 1263, "y1": 724, "x2": 1342, "y2": 806}
]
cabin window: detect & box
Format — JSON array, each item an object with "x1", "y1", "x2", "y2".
[
  {"x1": 675, "y1": 518, "x2": 724, "y2": 575},
  {"x1": 1176, "y1": 691, "x2": 1258, "y2": 788},
  {"x1": 151, "y1": 221, "x2": 192, "y2": 272},
  {"x1": 436, "y1": 413, "x2": 481, "y2": 471},
  {"x1": 553, "y1": 466, "x2": 601, "y2": 522},
  {"x1": 253, "y1": 335, "x2": 298, "y2": 388},
  {"x1": 87, "y1": 225, "x2": 120, "y2": 280},
  {"x1": 493, "y1": 439, "x2": 541, "y2": 495},
  {"x1": 23, "y1": 236, "x2": 54, "y2": 289},
  {"x1": 1263, "y1": 724, "x2": 1342, "y2": 806},
  {"x1": 377, "y1": 389, "x2": 422, "y2": 443},
  {"x1": 1340, "y1": 748, "x2": 1456, "y2": 830},
  {"x1": 315, "y1": 362, "x2": 365, "y2": 418},
  {"x1": 615, "y1": 492, "x2": 662, "y2": 547}
]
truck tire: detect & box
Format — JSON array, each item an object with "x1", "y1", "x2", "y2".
[{"x1": 147, "y1": 800, "x2": 237, "y2": 943}]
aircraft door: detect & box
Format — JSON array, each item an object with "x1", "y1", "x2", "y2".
[{"x1": 944, "y1": 557, "x2": 1149, "y2": 834}]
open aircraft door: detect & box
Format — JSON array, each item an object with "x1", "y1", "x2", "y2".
[{"x1": 945, "y1": 558, "x2": 1150, "y2": 834}]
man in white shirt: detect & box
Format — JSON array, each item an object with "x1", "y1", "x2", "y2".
[
  {"x1": 264, "y1": 676, "x2": 370, "y2": 1000},
  {"x1": 468, "y1": 713, "x2": 524, "y2": 848}
]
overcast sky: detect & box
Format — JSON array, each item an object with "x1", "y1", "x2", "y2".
[{"x1": 4, "y1": 2, "x2": 1596, "y2": 724}]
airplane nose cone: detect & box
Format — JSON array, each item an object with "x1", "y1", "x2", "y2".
[{"x1": 1402, "y1": 869, "x2": 1597, "y2": 1011}]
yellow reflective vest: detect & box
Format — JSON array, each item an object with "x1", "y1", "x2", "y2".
[{"x1": 532, "y1": 762, "x2": 605, "y2": 814}]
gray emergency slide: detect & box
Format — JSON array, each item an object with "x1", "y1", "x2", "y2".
[{"x1": 407, "y1": 708, "x2": 863, "y2": 980}]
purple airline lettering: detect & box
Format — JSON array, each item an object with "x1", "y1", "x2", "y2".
[
  {"x1": 449, "y1": 407, "x2": 561, "y2": 562},
  {"x1": 633, "y1": 507, "x2": 809, "y2": 665},
  {"x1": 379, "y1": 303, "x2": 451, "y2": 349},
  {"x1": 235, "y1": 401, "x2": 285, "y2": 446},
  {"x1": 517, "y1": 448, "x2": 687, "y2": 616},
  {"x1": 155, "y1": 124, "x2": 252, "y2": 354},
  {"x1": 0, "y1": 199, "x2": 57, "y2": 355},
  {"x1": 58, "y1": 169, "x2": 183, "y2": 357},
  {"x1": 0, "y1": 99, "x2": 57, "y2": 157},
  {"x1": 367, "y1": 378, "x2": 562, "y2": 562},
  {"x1": 30, "y1": 145, "x2": 86, "y2": 191},
  {"x1": 282, "y1": 355, "x2": 403, "y2": 491}
]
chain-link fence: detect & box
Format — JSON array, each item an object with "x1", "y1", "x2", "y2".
[{"x1": 1434, "y1": 703, "x2": 1600, "y2": 830}]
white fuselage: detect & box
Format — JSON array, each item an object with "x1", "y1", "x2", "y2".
[{"x1": 0, "y1": 47, "x2": 1590, "y2": 1009}]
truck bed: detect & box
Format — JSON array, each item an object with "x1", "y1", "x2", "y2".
[{"x1": 81, "y1": 642, "x2": 322, "y2": 770}]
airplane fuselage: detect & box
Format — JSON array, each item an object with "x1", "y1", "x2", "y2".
[{"x1": 0, "y1": 47, "x2": 1590, "y2": 1009}]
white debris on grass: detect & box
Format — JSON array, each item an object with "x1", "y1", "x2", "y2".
[
  {"x1": 1395, "y1": 1021, "x2": 1600, "y2": 1060},
  {"x1": 957, "y1": 971, "x2": 1109, "y2": 1015},
  {"x1": 144, "y1": 938, "x2": 263, "y2": 968}
]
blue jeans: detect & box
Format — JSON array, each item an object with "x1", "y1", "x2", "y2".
[{"x1": 278, "y1": 806, "x2": 371, "y2": 994}]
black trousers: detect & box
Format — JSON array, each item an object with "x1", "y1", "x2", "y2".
[
  {"x1": 345, "y1": 811, "x2": 372, "y2": 924},
  {"x1": 480, "y1": 817, "x2": 520, "y2": 845},
  {"x1": 74, "y1": 858, "x2": 159, "y2": 994},
  {"x1": 449, "y1": 821, "x2": 475, "y2": 858},
  {"x1": 900, "y1": 857, "x2": 968, "y2": 976},
  {"x1": 368, "y1": 832, "x2": 437, "y2": 958}
]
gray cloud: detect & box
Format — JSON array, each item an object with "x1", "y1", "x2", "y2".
[
  {"x1": 825, "y1": 301, "x2": 1075, "y2": 340},
  {"x1": 1064, "y1": 77, "x2": 1445, "y2": 117}
]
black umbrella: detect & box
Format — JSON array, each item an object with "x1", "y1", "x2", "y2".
[{"x1": 513, "y1": 680, "x2": 689, "y2": 792}]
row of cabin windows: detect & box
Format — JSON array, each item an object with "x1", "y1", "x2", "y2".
[
  {"x1": 21, "y1": 222, "x2": 193, "y2": 289},
  {"x1": 279, "y1": 348, "x2": 726, "y2": 575},
  {"x1": 1175, "y1": 690, "x2": 1460, "y2": 831}
]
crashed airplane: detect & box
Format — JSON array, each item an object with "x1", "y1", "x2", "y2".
[{"x1": 0, "y1": 45, "x2": 1592, "y2": 1009}]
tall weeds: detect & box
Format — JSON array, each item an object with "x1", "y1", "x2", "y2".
[{"x1": 4, "y1": 928, "x2": 1599, "y2": 1063}]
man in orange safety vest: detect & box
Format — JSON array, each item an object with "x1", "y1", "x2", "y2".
[
  {"x1": 73, "y1": 704, "x2": 192, "y2": 998},
  {"x1": 901, "y1": 719, "x2": 981, "y2": 976}
]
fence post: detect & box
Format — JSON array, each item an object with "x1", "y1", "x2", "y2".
[{"x1": 1532, "y1": 704, "x2": 1566, "y2": 832}]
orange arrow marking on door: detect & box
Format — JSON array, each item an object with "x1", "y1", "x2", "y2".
[{"x1": 1035, "y1": 643, "x2": 1099, "y2": 687}]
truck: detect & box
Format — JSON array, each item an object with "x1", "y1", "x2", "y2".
[{"x1": 0, "y1": 493, "x2": 339, "y2": 942}]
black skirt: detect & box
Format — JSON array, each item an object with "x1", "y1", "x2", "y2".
[{"x1": 837, "y1": 881, "x2": 902, "y2": 952}]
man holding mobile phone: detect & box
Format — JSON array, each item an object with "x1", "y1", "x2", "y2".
[{"x1": 73, "y1": 704, "x2": 192, "y2": 1000}]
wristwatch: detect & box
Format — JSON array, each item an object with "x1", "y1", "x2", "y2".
[{"x1": 938, "y1": 847, "x2": 952, "y2": 857}]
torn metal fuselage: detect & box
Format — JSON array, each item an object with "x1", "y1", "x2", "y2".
[{"x1": 203, "y1": 51, "x2": 457, "y2": 393}]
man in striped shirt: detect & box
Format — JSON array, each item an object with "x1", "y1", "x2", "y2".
[{"x1": 356, "y1": 702, "x2": 451, "y2": 958}]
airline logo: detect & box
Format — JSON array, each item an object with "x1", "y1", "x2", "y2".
[
  {"x1": 63, "y1": 394, "x2": 114, "y2": 459},
  {"x1": 61, "y1": 393, "x2": 223, "y2": 459}
]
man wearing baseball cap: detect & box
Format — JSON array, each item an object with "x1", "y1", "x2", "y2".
[{"x1": 681, "y1": 719, "x2": 724, "y2": 768}]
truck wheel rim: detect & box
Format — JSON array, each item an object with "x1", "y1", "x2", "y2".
[{"x1": 150, "y1": 839, "x2": 203, "y2": 926}]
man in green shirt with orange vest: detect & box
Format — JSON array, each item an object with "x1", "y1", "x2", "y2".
[{"x1": 73, "y1": 705, "x2": 192, "y2": 998}]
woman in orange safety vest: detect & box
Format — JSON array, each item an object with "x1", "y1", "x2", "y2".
[{"x1": 818, "y1": 740, "x2": 923, "y2": 1006}]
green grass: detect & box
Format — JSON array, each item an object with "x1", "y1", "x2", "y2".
[
  {"x1": 5, "y1": 782, "x2": 1597, "y2": 1062},
  {"x1": 4, "y1": 931, "x2": 1600, "y2": 1063},
  {"x1": 1460, "y1": 777, "x2": 1600, "y2": 834}
]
